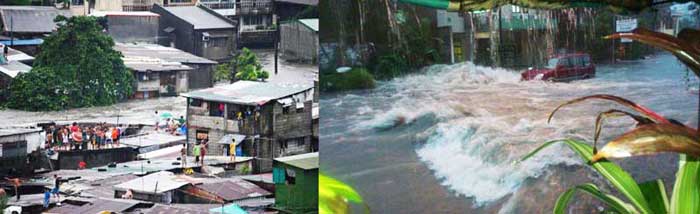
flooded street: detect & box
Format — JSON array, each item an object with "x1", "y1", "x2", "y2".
[
  {"x1": 320, "y1": 53, "x2": 696, "y2": 213},
  {"x1": 0, "y1": 50, "x2": 317, "y2": 128}
]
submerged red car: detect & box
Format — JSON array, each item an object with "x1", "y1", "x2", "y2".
[{"x1": 521, "y1": 53, "x2": 595, "y2": 81}]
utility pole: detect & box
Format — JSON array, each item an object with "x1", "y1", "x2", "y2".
[
  {"x1": 9, "y1": 16, "x2": 13, "y2": 47},
  {"x1": 274, "y1": 15, "x2": 279, "y2": 75}
]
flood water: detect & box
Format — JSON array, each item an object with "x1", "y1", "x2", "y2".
[{"x1": 320, "y1": 53, "x2": 698, "y2": 213}]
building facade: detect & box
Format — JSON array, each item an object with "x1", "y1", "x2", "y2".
[
  {"x1": 151, "y1": 4, "x2": 237, "y2": 62},
  {"x1": 115, "y1": 42, "x2": 218, "y2": 99},
  {"x1": 280, "y1": 18, "x2": 318, "y2": 63},
  {"x1": 182, "y1": 81, "x2": 315, "y2": 173}
]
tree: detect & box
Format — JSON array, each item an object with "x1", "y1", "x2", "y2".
[
  {"x1": 235, "y1": 48, "x2": 270, "y2": 81},
  {"x1": 6, "y1": 16, "x2": 134, "y2": 111}
]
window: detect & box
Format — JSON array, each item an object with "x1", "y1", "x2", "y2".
[
  {"x1": 285, "y1": 168, "x2": 296, "y2": 184},
  {"x1": 190, "y1": 99, "x2": 202, "y2": 107},
  {"x1": 559, "y1": 57, "x2": 573, "y2": 68},
  {"x1": 545, "y1": 58, "x2": 559, "y2": 69},
  {"x1": 512, "y1": 5, "x2": 521, "y2": 13},
  {"x1": 196, "y1": 130, "x2": 209, "y2": 141},
  {"x1": 243, "y1": 16, "x2": 267, "y2": 26},
  {"x1": 209, "y1": 102, "x2": 225, "y2": 117}
]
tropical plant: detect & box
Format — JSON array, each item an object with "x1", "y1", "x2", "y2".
[
  {"x1": 232, "y1": 48, "x2": 271, "y2": 81},
  {"x1": 0, "y1": 194, "x2": 6, "y2": 214},
  {"x1": 320, "y1": 67, "x2": 376, "y2": 92},
  {"x1": 6, "y1": 16, "x2": 133, "y2": 111},
  {"x1": 521, "y1": 27, "x2": 700, "y2": 214},
  {"x1": 214, "y1": 61, "x2": 233, "y2": 82},
  {"x1": 319, "y1": 173, "x2": 368, "y2": 214}
]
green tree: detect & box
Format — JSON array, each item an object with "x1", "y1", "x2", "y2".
[
  {"x1": 233, "y1": 48, "x2": 270, "y2": 81},
  {"x1": 6, "y1": 16, "x2": 134, "y2": 111},
  {"x1": 214, "y1": 61, "x2": 232, "y2": 82}
]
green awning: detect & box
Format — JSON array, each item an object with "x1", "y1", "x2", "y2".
[{"x1": 398, "y1": 0, "x2": 700, "y2": 13}]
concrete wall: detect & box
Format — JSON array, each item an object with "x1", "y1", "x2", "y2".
[
  {"x1": 186, "y1": 98, "x2": 313, "y2": 173},
  {"x1": 152, "y1": 4, "x2": 196, "y2": 53},
  {"x1": 194, "y1": 29, "x2": 237, "y2": 62},
  {"x1": 107, "y1": 15, "x2": 160, "y2": 44},
  {"x1": 280, "y1": 21, "x2": 318, "y2": 63},
  {"x1": 184, "y1": 63, "x2": 214, "y2": 90},
  {"x1": 95, "y1": 0, "x2": 123, "y2": 11},
  {"x1": 57, "y1": 147, "x2": 136, "y2": 169}
]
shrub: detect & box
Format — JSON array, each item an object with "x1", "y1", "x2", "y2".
[{"x1": 320, "y1": 68, "x2": 375, "y2": 92}]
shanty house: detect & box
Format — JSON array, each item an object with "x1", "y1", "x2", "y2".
[
  {"x1": 273, "y1": 152, "x2": 318, "y2": 213},
  {"x1": 0, "y1": 6, "x2": 71, "y2": 39},
  {"x1": 115, "y1": 43, "x2": 217, "y2": 98},
  {"x1": 280, "y1": 18, "x2": 318, "y2": 63},
  {"x1": 274, "y1": 0, "x2": 318, "y2": 21},
  {"x1": 182, "y1": 179, "x2": 272, "y2": 204},
  {"x1": 0, "y1": 127, "x2": 44, "y2": 175},
  {"x1": 114, "y1": 171, "x2": 198, "y2": 204},
  {"x1": 182, "y1": 81, "x2": 315, "y2": 173},
  {"x1": 151, "y1": 4, "x2": 237, "y2": 62},
  {"x1": 91, "y1": 11, "x2": 160, "y2": 44}
]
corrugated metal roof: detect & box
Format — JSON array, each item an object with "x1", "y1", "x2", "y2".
[
  {"x1": 181, "y1": 81, "x2": 313, "y2": 106},
  {"x1": 161, "y1": 6, "x2": 235, "y2": 30},
  {"x1": 114, "y1": 171, "x2": 193, "y2": 194},
  {"x1": 298, "y1": 18, "x2": 318, "y2": 32},
  {"x1": 0, "y1": 61, "x2": 31, "y2": 78},
  {"x1": 276, "y1": 0, "x2": 318, "y2": 5},
  {"x1": 0, "y1": 6, "x2": 71, "y2": 33},
  {"x1": 90, "y1": 11, "x2": 160, "y2": 17},
  {"x1": 198, "y1": 179, "x2": 272, "y2": 201},
  {"x1": 6, "y1": 47, "x2": 34, "y2": 62},
  {"x1": 115, "y1": 43, "x2": 216, "y2": 65},
  {"x1": 0, "y1": 127, "x2": 42, "y2": 137},
  {"x1": 274, "y1": 152, "x2": 318, "y2": 170},
  {"x1": 216, "y1": 134, "x2": 247, "y2": 145}
]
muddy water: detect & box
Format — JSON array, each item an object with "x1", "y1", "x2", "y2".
[{"x1": 320, "y1": 53, "x2": 696, "y2": 213}]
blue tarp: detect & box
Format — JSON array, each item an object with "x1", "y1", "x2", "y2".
[
  {"x1": 0, "y1": 39, "x2": 43, "y2": 46},
  {"x1": 209, "y1": 204, "x2": 248, "y2": 214}
]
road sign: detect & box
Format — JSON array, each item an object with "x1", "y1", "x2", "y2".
[{"x1": 616, "y1": 18, "x2": 637, "y2": 43}]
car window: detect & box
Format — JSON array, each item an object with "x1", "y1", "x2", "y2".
[
  {"x1": 574, "y1": 56, "x2": 584, "y2": 67},
  {"x1": 559, "y1": 57, "x2": 573, "y2": 68},
  {"x1": 545, "y1": 58, "x2": 559, "y2": 69},
  {"x1": 583, "y1": 55, "x2": 591, "y2": 66}
]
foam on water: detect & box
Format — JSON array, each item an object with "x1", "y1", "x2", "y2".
[{"x1": 322, "y1": 53, "x2": 697, "y2": 212}]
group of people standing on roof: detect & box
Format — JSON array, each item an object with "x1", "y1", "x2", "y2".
[{"x1": 44, "y1": 122, "x2": 124, "y2": 152}]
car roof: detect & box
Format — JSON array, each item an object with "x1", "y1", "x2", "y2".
[{"x1": 551, "y1": 53, "x2": 590, "y2": 59}]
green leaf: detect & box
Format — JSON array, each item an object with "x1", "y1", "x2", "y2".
[
  {"x1": 670, "y1": 155, "x2": 700, "y2": 214},
  {"x1": 639, "y1": 179, "x2": 669, "y2": 214},
  {"x1": 592, "y1": 124, "x2": 700, "y2": 163},
  {"x1": 319, "y1": 173, "x2": 367, "y2": 214},
  {"x1": 554, "y1": 183, "x2": 636, "y2": 214},
  {"x1": 520, "y1": 139, "x2": 651, "y2": 213}
]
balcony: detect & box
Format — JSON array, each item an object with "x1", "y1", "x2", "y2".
[
  {"x1": 239, "y1": 29, "x2": 276, "y2": 46},
  {"x1": 166, "y1": 0, "x2": 196, "y2": 7},
  {"x1": 200, "y1": 1, "x2": 236, "y2": 9},
  {"x1": 237, "y1": 0, "x2": 272, "y2": 15},
  {"x1": 122, "y1": 0, "x2": 162, "y2": 11}
]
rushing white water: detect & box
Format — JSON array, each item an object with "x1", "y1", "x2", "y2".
[{"x1": 320, "y1": 53, "x2": 697, "y2": 212}]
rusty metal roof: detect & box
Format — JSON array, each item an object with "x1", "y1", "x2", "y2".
[
  {"x1": 197, "y1": 179, "x2": 272, "y2": 201},
  {"x1": 181, "y1": 81, "x2": 313, "y2": 106}
]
